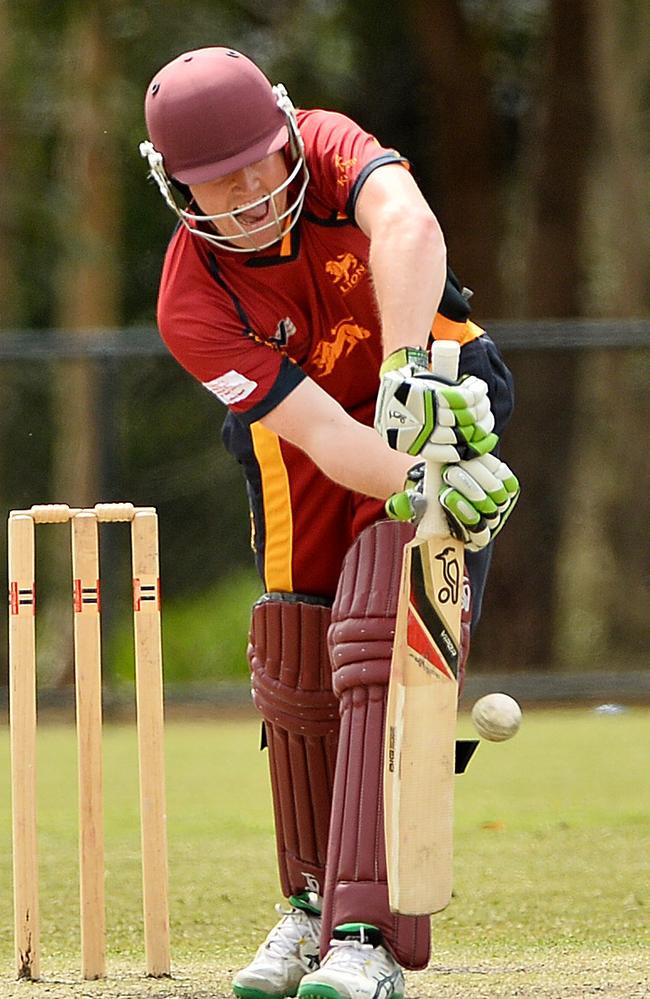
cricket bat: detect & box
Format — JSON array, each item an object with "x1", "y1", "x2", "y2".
[{"x1": 384, "y1": 339, "x2": 463, "y2": 915}]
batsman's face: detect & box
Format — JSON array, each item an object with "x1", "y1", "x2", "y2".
[{"x1": 189, "y1": 151, "x2": 290, "y2": 250}]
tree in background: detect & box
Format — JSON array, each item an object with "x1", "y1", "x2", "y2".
[
  {"x1": 36, "y1": 4, "x2": 123, "y2": 682},
  {"x1": 52, "y1": 2, "x2": 123, "y2": 506},
  {"x1": 552, "y1": 0, "x2": 650, "y2": 669},
  {"x1": 404, "y1": 0, "x2": 505, "y2": 317},
  {"x1": 0, "y1": 0, "x2": 19, "y2": 326},
  {"x1": 475, "y1": 0, "x2": 594, "y2": 670}
]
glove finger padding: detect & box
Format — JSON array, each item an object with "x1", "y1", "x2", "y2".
[
  {"x1": 434, "y1": 375, "x2": 491, "y2": 427},
  {"x1": 458, "y1": 451, "x2": 517, "y2": 508},
  {"x1": 440, "y1": 453, "x2": 520, "y2": 551},
  {"x1": 412, "y1": 373, "x2": 498, "y2": 459},
  {"x1": 374, "y1": 352, "x2": 499, "y2": 463}
]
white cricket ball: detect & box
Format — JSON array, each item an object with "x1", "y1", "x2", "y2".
[{"x1": 471, "y1": 693, "x2": 522, "y2": 742}]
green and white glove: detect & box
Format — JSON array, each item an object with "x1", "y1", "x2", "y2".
[
  {"x1": 374, "y1": 346, "x2": 499, "y2": 464},
  {"x1": 386, "y1": 453, "x2": 520, "y2": 552},
  {"x1": 439, "y1": 452, "x2": 520, "y2": 550}
]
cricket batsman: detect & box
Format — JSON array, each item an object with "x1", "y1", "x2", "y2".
[{"x1": 140, "y1": 46, "x2": 519, "y2": 999}]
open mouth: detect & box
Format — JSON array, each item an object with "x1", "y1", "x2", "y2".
[{"x1": 236, "y1": 199, "x2": 271, "y2": 227}]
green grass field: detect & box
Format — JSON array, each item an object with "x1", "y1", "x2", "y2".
[{"x1": 0, "y1": 705, "x2": 648, "y2": 998}]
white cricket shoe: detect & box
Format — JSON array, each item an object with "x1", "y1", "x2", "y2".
[
  {"x1": 297, "y1": 938, "x2": 405, "y2": 999},
  {"x1": 233, "y1": 902, "x2": 322, "y2": 999}
]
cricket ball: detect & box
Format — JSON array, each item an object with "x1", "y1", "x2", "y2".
[{"x1": 471, "y1": 692, "x2": 522, "y2": 742}]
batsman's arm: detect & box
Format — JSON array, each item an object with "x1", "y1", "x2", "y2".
[
  {"x1": 354, "y1": 166, "x2": 515, "y2": 460},
  {"x1": 259, "y1": 376, "x2": 413, "y2": 499},
  {"x1": 354, "y1": 163, "x2": 447, "y2": 359}
]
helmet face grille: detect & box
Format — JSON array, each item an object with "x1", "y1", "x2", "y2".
[{"x1": 186, "y1": 149, "x2": 310, "y2": 253}]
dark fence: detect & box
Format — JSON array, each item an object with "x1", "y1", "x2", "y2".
[{"x1": 4, "y1": 318, "x2": 650, "y2": 359}]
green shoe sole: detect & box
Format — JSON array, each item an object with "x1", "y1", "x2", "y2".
[
  {"x1": 233, "y1": 985, "x2": 296, "y2": 999},
  {"x1": 298, "y1": 988, "x2": 404, "y2": 999},
  {"x1": 297, "y1": 987, "x2": 343, "y2": 999}
]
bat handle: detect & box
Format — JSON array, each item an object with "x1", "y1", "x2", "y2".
[
  {"x1": 415, "y1": 340, "x2": 461, "y2": 540},
  {"x1": 430, "y1": 339, "x2": 461, "y2": 382}
]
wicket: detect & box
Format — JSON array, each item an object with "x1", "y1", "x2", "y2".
[{"x1": 8, "y1": 502, "x2": 171, "y2": 981}]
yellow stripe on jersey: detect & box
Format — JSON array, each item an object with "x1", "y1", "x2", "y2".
[
  {"x1": 432, "y1": 315, "x2": 485, "y2": 346},
  {"x1": 250, "y1": 422, "x2": 294, "y2": 592}
]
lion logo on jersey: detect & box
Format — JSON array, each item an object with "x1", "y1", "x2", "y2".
[
  {"x1": 312, "y1": 318, "x2": 371, "y2": 376},
  {"x1": 326, "y1": 253, "x2": 357, "y2": 283},
  {"x1": 325, "y1": 253, "x2": 367, "y2": 294},
  {"x1": 334, "y1": 153, "x2": 358, "y2": 187}
]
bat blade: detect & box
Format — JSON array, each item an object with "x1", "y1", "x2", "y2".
[
  {"x1": 385, "y1": 533, "x2": 463, "y2": 914},
  {"x1": 384, "y1": 338, "x2": 463, "y2": 916}
]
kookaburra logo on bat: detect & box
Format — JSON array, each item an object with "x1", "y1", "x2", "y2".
[{"x1": 435, "y1": 545, "x2": 460, "y2": 604}]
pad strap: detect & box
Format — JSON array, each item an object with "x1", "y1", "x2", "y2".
[{"x1": 249, "y1": 595, "x2": 339, "y2": 898}]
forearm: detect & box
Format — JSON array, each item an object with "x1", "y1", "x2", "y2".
[
  {"x1": 260, "y1": 380, "x2": 412, "y2": 499},
  {"x1": 303, "y1": 418, "x2": 413, "y2": 498},
  {"x1": 369, "y1": 207, "x2": 447, "y2": 359},
  {"x1": 354, "y1": 164, "x2": 447, "y2": 359}
]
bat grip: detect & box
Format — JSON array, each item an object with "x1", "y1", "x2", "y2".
[{"x1": 415, "y1": 340, "x2": 461, "y2": 540}]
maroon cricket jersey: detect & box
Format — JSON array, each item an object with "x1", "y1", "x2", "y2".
[
  {"x1": 157, "y1": 110, "x2": 406, "y2": 420},
  {"x1": 156, "y1": 109, "x2": 482, "y2": 597}
]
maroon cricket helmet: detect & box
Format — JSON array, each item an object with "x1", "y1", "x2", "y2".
[{"x1": 144, "y1": 47, "x2": 289, "y2": 184}]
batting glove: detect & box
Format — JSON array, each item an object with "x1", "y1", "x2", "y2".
[
  {"x1": 374, "y1": 346, "x2": 498, "y2": 463},
  {"x1": 439, "y1": 452, "x2": 520, "y2": 550},
  {"x1": 386, "y1": 453, "x2": 520, "y2": 552}
]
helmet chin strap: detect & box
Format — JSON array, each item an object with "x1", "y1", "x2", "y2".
[{"x1": 140, "y1": 84, "x2": 309, "y2": 253}]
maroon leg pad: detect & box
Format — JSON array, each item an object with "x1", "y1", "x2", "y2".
[
  {"x1": 249, "y1": 595, "x2": 340, "y2": 899},
  {"x1": 322, "y1": 519, "x2": 472, "y2": 970}
]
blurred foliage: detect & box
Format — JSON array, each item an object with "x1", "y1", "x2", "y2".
[
  {"x1": 109, "y1": 566, "x2": 262, "y2": 685},
  {"x1": 2, "y1": 0, "x2": 650, "y2": 684},
  {"x1": 4, "y1": 0, "x2": 360, "y2": 329},
  {"x1": 1, "y1": 357, "x2": 251, "y2": 592}
]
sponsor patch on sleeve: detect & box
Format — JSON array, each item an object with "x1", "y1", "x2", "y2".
[{"x1": 202, "y1": 370, "x2": 258, "y2": 405}]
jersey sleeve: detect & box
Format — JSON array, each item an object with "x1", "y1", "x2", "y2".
[
  {"x1": 156, "y1": 228, "x2": 306, "y2": 424},
  {"x1": 297, "y1": 109, "x2": 409, "y2": 219}
]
